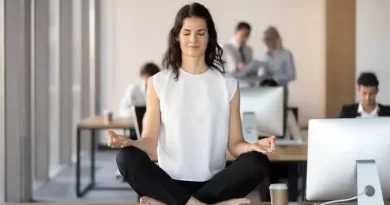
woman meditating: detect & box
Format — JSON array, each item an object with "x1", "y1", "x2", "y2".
[{"x1": 107, "y1": 2, "x2": 275, "y2": 205}]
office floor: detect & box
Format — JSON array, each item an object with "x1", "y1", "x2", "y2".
[
  {"x1": 33, "y1": 150, "x2": 137, "y2": 202},
  {"x1": 33, "y1": 150, "x2": 262, "y2": 203}
]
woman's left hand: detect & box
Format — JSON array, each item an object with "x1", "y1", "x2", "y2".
[{"x1": 249, "y1": 136, "x2": 276, "y2": 154}]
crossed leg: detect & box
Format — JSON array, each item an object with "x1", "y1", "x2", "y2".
[{"x1": 116, "y1": 147, "x2": 270, "y2": 205}]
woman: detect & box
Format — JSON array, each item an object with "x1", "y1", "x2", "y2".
[
  {"x1": 259, "y1": 26, "x2": 296, "y2": 86},
  {"x1": 107, "y1": 3, "x2": 275, "y2": 205}
]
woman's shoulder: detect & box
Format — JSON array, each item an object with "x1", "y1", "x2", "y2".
[
  {"x1": 153, "y1": 69, "x2": 170, "y2": 78},
  {"x1": 214, "y1": 71, "x2": 238, "y2": 101},
  {"x1": 152, "y1": 69, "x2": 171, "y2": 82},
  {"x1": 151, "y1": 69, "x2": 171, "y2": 98}
]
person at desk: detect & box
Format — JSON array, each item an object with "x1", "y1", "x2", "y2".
[
  {"x1": 339, "y1": 72, "x2": 390, "y2": 118},
  {"x1": 258, "y1": 26, "x2": 296, "y2": 87},
  {"x1": 222, "y1": 22, "x2": 258, "y2": 86},
  {"x1": 108, "y1": 3, "x2": 276, "y2": 205},
  {"x1": 118, "y1": 62, "x2": 160, "y2": 118}
]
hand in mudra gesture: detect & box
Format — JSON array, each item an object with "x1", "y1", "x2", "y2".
[
  {"x1": 107, "y1": 131, "x2": 132, "y2": 148},
  {"x1": 249, "y1": 136, "x2": 276, "y2": 154}
]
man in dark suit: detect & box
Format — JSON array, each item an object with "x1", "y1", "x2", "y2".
[{"x1": 339, "y1": 72, "x2": 390, "y2": 118}]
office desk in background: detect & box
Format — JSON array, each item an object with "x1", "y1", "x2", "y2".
[
  {"x1": 148, "y1": 145, "x2": 307, "y2": 162},
  {"x1": 76, "y1": 116, "x2": 134, "y2": 197}
]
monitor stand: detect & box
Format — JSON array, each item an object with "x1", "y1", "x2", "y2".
[
  {"x1": 241, "y1": 112, "x2": 258, "y2": 143},
  {"x1": 357, "y1": 160, "x2": 384, "y2": 205}
]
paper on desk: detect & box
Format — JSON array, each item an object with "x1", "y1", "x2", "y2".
[
  {"x1": 232, "y1": 60, "x2": 268, "y2": 79},
  {"x1": 275, "y1": 139, "x2": 306, "y2": 146}
]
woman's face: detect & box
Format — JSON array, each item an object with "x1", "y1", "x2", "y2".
[
  {"x1": 179, "y1": 17, "x2": 209, "y2": 58},
  {"x1": 263, "y1": 33, "x2": 277, "y2": 49}
]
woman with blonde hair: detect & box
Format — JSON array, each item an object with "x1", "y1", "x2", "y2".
[{"x1": 259, "y1": 26, "x2": 295, "y2": 86}]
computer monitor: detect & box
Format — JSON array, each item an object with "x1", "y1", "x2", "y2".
[
  {"x1": 240, "y1": 86, "x2": 286, "y2": 139},
  {"x1": 306, "y1": 118, "x2": 390, "y2": 204}
]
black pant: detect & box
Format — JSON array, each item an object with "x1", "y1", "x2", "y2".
[{"x1": 116, "y1": 146, "x2": 270, "y2": 205}]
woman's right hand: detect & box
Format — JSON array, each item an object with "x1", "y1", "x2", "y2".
[{"x1": 107, "y1": 131, "x2": 133, "y2": 148}]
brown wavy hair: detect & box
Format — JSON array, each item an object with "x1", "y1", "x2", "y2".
[{"x1": 162, "y1": 2, "x2": 225, "y2": 80}]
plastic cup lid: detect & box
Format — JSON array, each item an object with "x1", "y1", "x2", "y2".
[{"x1": 269, "y1": 183, "x2": 288, "y2": 190}]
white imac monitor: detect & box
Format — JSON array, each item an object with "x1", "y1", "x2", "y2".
[
  {"x1": 306, "y1": 118, "x2": 390, "y2": 205},
  {"x1": 240, "y1": 87, "x2": 285, "y2": 139}
]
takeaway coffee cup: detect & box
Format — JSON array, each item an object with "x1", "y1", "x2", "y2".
[
  {"x1": 104, "y1": 110, "x2": 113, "y2": 124},
  {"x1": 269, "y1": 183, "x2": 288, "y2": 205}
]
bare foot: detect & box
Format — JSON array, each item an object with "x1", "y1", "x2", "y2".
[
  {"x1": 214, "y1": 198, "x2": 251, "y2": 205},
  {"x1": 139, "y1": 196, "x2": 166, "y2": 205}
]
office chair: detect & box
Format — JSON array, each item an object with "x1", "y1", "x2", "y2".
[
  {"x1": 259, "y1": 79, "x2": 279, "y2": 86},
  {"x1": 116, "y1": 106, "x2": 146, "y2": 181},
  {"x1": 133, "y1": 106, "x2": 146, "y2": 139}
]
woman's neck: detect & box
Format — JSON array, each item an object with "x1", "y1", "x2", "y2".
[{"x1": 181, "y1": 55, "x2": 208, "y2": 74}]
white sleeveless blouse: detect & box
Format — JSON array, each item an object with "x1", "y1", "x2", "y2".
[{"x1": 152, "y1": 68, "x2": 237, "y2": 181}]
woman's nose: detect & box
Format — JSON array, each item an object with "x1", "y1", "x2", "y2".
[{"x1": 190, "y1": 33, "x2": 198, "y2": 43}]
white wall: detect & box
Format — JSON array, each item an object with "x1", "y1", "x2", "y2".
[
  {"x1": 101, "y1": 0, "x2": 326, "y2": 124},
  {"x1": 356, "y1": 0, "x2": 390, "y2": 104}
]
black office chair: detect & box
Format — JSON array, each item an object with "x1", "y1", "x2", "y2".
[
  {"x1": 259, "y1": 79, "x2": 279, "y2": 87},
  {"x1": 133, "y1": 106, "x2": 146, "y2": 139}
]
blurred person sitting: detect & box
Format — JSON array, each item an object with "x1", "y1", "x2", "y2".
[
  {"x1": 118, "y1": 62, "x2": 160, "y2": 118},
  {"x1": 339, "y1": 72, "x2": 390, "y2": 118}
]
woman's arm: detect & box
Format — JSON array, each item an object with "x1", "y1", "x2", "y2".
[
  {"x1": 123, "y1": 78, "x2": 161, "y2": 156},
  {"x1": 227, "y1": 88, "x2": 252, "y2": 157},
  {"x1": 227, "y1": 87, "x2": 276, "y2": 157}
]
